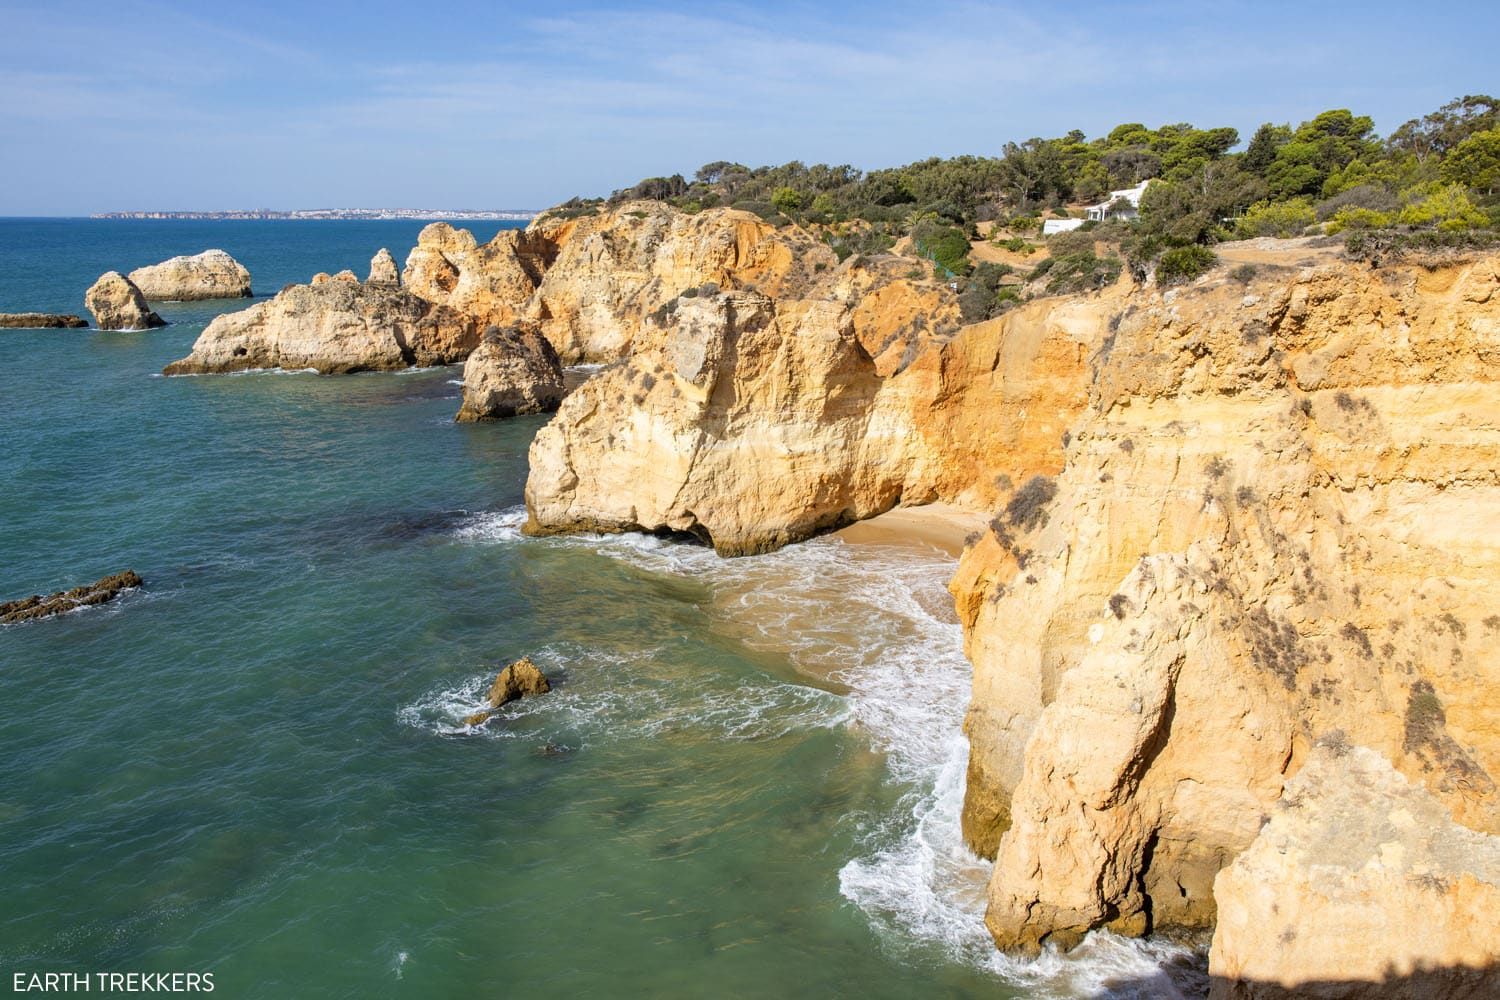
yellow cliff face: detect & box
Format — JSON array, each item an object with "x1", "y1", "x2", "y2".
[{"x1": 956, "y1": 255, "x2": 1500, "y2": 954}]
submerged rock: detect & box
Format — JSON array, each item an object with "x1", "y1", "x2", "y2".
[
  {"x1": 367, "y1": 248, "x2": 400, "y2": 286},
  {"x1": 2, "y1": 570, "x2": 143, "y2": 624},
  {"x1": 84, "y1": 272, "x2": 165, "y2": 331},
  {"x1": 128, "y1": 249, "x2": 252, "y2": 300},
  {"x1": 162, "y1": 277, "x2": 478, "y2": 375},
  {"x1": 464, "y1": 657, "x2": 552, "y2": 726},
  {"x1": 1209, "y1": 745, "x2": 1500, "y2": 998},
  {"x1": 0, "y1": 313, "x2": 89, "y2": 328},
  {"x1": 454, "y1": 325, "x2": 565, "y2": 422}
]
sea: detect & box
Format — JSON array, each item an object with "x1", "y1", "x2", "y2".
[{"x1": 0, "y1": 219, "x2": 1196, "y2": 998}]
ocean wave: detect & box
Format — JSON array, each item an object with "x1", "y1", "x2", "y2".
[
  {"x1": 443, "y1": 510, "x2": 1202, "y2": 994},
  {"x1": 396, "y1": 641, "x2": 846, "y2": 744}
]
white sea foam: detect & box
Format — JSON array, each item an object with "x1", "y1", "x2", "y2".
[{"x1": 442, "y1": 510, "x2": 1204, "y2": 995}]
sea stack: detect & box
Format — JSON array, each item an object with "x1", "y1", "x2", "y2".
[
  {"x1": 128, "y1": 249, "x2": 252, "y2": 300},
  {"x1": 455, "y1": 325, "x2": 565, "y2": 421},
  {"x1": 84, "y1": 272, "x2": 165, "y2": 331},
  {"x1": 367, "y1": 248, "x2": 400, "y2": 286}
]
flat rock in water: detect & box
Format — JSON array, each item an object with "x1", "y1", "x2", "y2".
[
  {"x1": 1, "y1": 570, "x2": 143, "y2": 624},
  {"x1": 128, "y1": 249, "x2": 252, "y2": 301},
  {"x1": 0, "y1": 313, "x2": 89, "y2": 329}
]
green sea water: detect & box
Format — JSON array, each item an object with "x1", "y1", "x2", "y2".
[{"x1": 0, "y1": 220, "x2": 1190, "y2": 998}]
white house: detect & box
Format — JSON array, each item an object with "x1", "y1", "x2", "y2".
[{"x1": 1086, "y1": 180, "x2": 1151, "y2": 222}]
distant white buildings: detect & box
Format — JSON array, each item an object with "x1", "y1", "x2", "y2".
[{"x1": 1041, "y1": 180, "x2": 1152, "y2": 235}]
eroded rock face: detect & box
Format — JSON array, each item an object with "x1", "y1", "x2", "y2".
[
  {"x1": 402, "y1": 223, "x2": 551, "y2": 333},
  {"x1": 127, "y1": 249, "x2": 252, "y2": 300},
  {"x1": 0, "y1": 313, "x2": 88, "y2": 328},
  {"x1": 401, "y1": 204, "x2": 839, "y2": 364},
  {"x1": 455, "y1": 325, "x2": 565, "y2": 421},
  {"x1": 957, "y1": 255, "x2": 1500, "y2": 952},
  {"x1": 2, "y1": 571, "x2": 143, "y2": 624},
  {"x1": 163, "y1": 278, "x2": 477, "y2": 375},
  {"x1": 1209, "y1": 745, "x2": 1500, "y2": 999},
  {"x1": 525, "y1": 289, "x2": 912, "y2": 555},
  {"x1": 367, "y1": 248, "x2": 399, "y2": 286},
  {"x1": 84, "y1": 272, "x2": 165, "y2": 331},
  {"x1": 524, "y1": 261, "x2": 1097, "y2": 556}
]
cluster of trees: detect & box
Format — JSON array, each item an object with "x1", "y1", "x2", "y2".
[{"x1": 576, "y1": 96, "x2": 1500, "y2": 314}]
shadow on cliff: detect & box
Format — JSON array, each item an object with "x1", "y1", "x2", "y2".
[{"x1": 1090, "y1": 959, "x2": 1500, "y2": 999}]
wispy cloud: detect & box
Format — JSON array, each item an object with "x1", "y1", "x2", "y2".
[{"x1": 0, "y1": 0, "x2": 1494, "y2": 213}]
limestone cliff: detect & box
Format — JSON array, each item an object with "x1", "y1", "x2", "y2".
[
  {"x1": 954, "y1": 255, "x2": 1500, "y2": 953},
  {"x1": 521, "y1": 256, "x2": 1081, "y2": 555},
  {"x1": 401, "y1": 203, "x2": 839, "y2": 364},
  {"x1": 455, "y1": 325, "x2": 565, "y2": 422},
  {"x1": 1209, "y1": 744, "x2": 1500, "y2": 998},
  {"x1": 515, "y1": 207, "x2": 1500, "y2": 979}
]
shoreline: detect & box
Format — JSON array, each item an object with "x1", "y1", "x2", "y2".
[{"x1": 835, "y1": 502, "x2": 987, "y2": 560}]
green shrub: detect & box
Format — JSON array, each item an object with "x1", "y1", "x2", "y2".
[
  {"x1": 1156, "y1": 245, "x2": 1218, "y2": 285},
  {"x1": 1236, "y1": 199, "x2": 1316, "y2": 238},
  {"x1": 1044, "y1": 253, "x2": 1123, "y2": 293},
  {"x1": 771, "y1": 186, "x2": 804, "y2": 213},
  {"x1": 1229, "y1": 263, "x2": 1258, "y2": 283},
  {"x1": 1325, "y1": 206, "x2": 1392, "y2": 233}
]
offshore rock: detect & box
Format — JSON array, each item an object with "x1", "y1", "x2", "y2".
[
  {"x1": 2, "y1": 570, "x2": 143, "y2": 624},
  {"x1": 464, "y1": 657, "x2": 552, "y2": 725},
  {"x1": 1209, "y1": 745, "x2": 1500, "y2": 998},
  {"x1": 0, "y1": 313, "x2": 88, "y2": 328},
  {"x1": 127, "y1": 249, "x2": 252, "y2": 300},
  {"x1": 163, "y1": 278, "x2": 477, "y2": 374},
  {"x1": 84, "y1": 272, "x2": 165, "y2": 331},
  {"x1": 367, "y1": 248, "x2": 400, "y2": 286},
  {"x1": 454, "y1": 325, "x2": 564, "y2": 422}
]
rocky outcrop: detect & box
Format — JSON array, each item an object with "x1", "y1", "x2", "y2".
[
  {"x1": 2, "y1": 571, "x2": 143, "y2": 624},
  {"x1": 127, "y1": 249, "x2": 252, "y2": 300},
  {"x1": 0, "y1": 313, "x2": 88, "y2": 328},
  {"x1": 454, "y1": 325, "x2": 565, "y2": 421},
  {"x1": 463, "y1": 657, "x2": 551, "y2": 725},
  {"x1": 367, "y1": 248, "x2": 399, "y2": 286},
  {"x1": 524, "y1": 261, "x2": 1088, "y2": 555},
  {"x1": 958, "y1": 255, "x2": 1500, "y2": 953},
  {"x1": 402, "y1": 223, "x2": 550, "y2": 334},
  {"x1": 163, "y1": 278, "x2": 477, "y2": 375},
  {"x1": 401, "y1": 204, "x2": 839, "y2": 364},
  {"x1": 1209, "y1": 745, "x2": 1500, "y2": 998},
  {"x1": 84, "y1": 272, "x2": 165, "y2": 331}
]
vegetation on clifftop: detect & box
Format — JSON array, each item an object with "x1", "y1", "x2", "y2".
[{"x1": 546, "y1": 95, "x2": 1500, "y2": 308}]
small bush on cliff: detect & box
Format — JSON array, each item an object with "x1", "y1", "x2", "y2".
[
  {"x1": 1155, "y1": 245, "x2": 1218, "y2": 285},
  {"x1": 1236, "y1": 199, "x2": 1316, "y2": 238},
  {"x1": 912, "y1": 219, "x2": 972, "y2": 276},
  {"x1": 1006, "y1": 475, "x2": 1058, "y2": 531},
  {"x1": 1043, "y1": 252, "x2": 1123, "y2": 294}
]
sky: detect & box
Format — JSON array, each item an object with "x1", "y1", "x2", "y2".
[{"x1": 2, "y1": 0, "x2": 1496, "y2": 214}]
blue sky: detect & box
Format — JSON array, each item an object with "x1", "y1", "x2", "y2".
[{"x1": 2, "y1": 0, "x2": 1496, "y2": 214}]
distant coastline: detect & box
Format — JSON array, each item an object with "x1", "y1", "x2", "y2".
[{"x1": 90, "y1": 208, "x2": 538, "y2": 221}]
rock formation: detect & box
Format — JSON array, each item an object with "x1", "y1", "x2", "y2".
[
  {"x1": 402, "y1": 223, "x2": 550, "y2": 334},
  {"x1": 455, "y1": 325, "x2": 565, "y2": 421},
  {"x1": 463, "y1": 657, "x2": 551, "y2": 726},
  {"x1": 127, "y1": 249, "x2": 252, "y2": 300},
  {"x1": 84, "y1": 272, "x2": 165, "y2": 331},
  {"x1": 956, "y1": 255, "x2": 1500, "y2": 953},
  {"x1": 514, "y1": 203, "x2": 1500, "y2": 981},
  {"x1": 367, "y1": 248, "x2": 399, "y2": 286},
  {"x1": 0, "y1": 313, "x2": 88, "y2": 328},
  {"x1": 2, "y1": 571, "x2": 143, "y2": 624},
  {"x1": 163, "y1": 278, "x2": 477, "y2": 375},
  {"x1": 524, "y1": 261, "x2": 1080, "y2": 555},
  {"x1": 1209, "y1": 745, "x2": 1500, "y2": 998}
]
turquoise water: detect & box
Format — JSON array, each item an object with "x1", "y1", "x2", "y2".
[{"x1": 0, "y1": 221, "x2": 1184, "y2": 998}]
